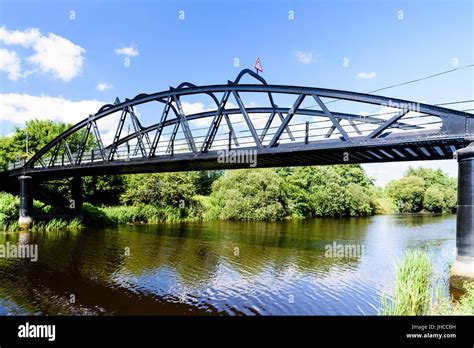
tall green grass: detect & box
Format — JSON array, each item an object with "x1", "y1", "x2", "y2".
[
  {"x1": 381, "y1": 250, "x2": 432, "y2": 315},
  {"x1": 0, "y1": 192, "x2": 81, "y2": 232},
  {"x1": 1, "y1": 218, "x2": 83, "y2": 232},
  {"x1": 82, "y1": 201, "x2": 205, "y2": 226},
  {"x1": 0, "y1": 221, "x2": 19, "y2": 232},
  {"x1": 381, "y1": 249, "x2": 474, "y2": 315},
  {"x1": 30, "y1": 219, "x2": 83, "y2": 232}
]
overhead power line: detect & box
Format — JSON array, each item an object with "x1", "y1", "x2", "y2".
[
  {"x1": 367, "y1": 64, "x2": 474, "y2": 94},
  {"x1": 307, "y1": 63, "x2": 474, "y2": 108}
]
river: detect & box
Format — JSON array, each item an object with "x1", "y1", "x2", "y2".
[{"x1": 0, "y1": 214, "x2": 457, "y2": 315}]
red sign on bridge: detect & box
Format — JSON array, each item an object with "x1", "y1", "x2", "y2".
[{"x1": 254, "y1": 57, "x2": 263, "y2": 73}]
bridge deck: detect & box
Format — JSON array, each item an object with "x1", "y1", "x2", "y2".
[{"x1": 3, "y1": 134, "x2": 467, "y2": 181}]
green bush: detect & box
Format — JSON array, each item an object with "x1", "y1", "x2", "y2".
[
  {"x1": 83, "y1": 202, "x2": 114, "y2": 226},
  {"x1": 120, "y1": 172, "x2": 198, "y2": 207},
  {"x1": 423, "y1": 185, "x2": 456, "y2": 213},
  {"x1": 281, "y1": 165, "x2": 378, "y2": 218},
  {"x1": 0, "y1": 192, "x2": 19, "y2": 226},
  {"x1": 0, "y1": 192, "x2": 57, "y2": 227},
  {"x1": 386, "y1": 176, "x2": 426, "y2": 213},
  {"x1": 385, "y1": 168, "x2": 457, "y2": 213},
  {"x1": 98, "y1": 202, "x2": 204, "y2": 225},
  {"x1": 210, "y1": 169, "x2": 288, "y2": 220}
]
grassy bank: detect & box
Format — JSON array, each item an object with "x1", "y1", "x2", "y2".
[
  {"x1": 0, "y1": 192, "x2": 84, "y2": 232},
  {"x1": 82, "y1": 202, "x2": 205, "y2": 226},
  {"x1": 1, "y1": 218, "x2": 83, "y2": 232},
  {"x1": 380, "y1": 249, "x2": 474, "y2": 315},
  {"x1": 0, "y1": 191, "x2": 458, "y2": 233},
  {"x1": 0, "y1": 164, "x2": 459, "y2": 231}
]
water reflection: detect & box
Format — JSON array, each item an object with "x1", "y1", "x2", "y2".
[{"x1": 0, "y1": 215, "x2": 456, "y2": 315}]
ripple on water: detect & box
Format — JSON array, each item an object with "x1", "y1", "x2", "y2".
[{"x1": 0, "y1": 215, "x2": 457, "y2": 315}]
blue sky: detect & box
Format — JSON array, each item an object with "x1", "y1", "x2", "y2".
[{"x1": 0, "y1": 0, "x2": 472, "y2": 185}]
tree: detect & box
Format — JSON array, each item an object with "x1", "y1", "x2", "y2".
[
  {"x1": 406, "y1": 167, "x2": 452, "y2": 188},
  {"x1": 209, "y1": 169, "x2": 288, "y2": 220},
  {"x1": 423, "y1": 184, "x2": 456, "y2": 213},
  {"x1": 423, "y1": 185, "x2": 446, "y2": 213},
  {"x1": 192, "y1": 170, "x2": 223, "y2": 195},
  {"x1": 386, "y1": 176, "x2": 426, "y2": 213},
  {"x1": 333, "y1": 164, "x2": 375, "y2": 187},
  {"x1": 120, "y1": 172, "x2": 198, "y2": 207},
  {"x1": 82, "y1": 175, "x2": 125, "y2": 206},
  {"x1": 385, "y1": 167, "x2": 457, "y2": 213},
  {"x1": 0, "y1": 119, "x2": 122, "y2": 206},
  {"x1": 0, "y1": 119, "x2": 93, "y2": 167},
  {"x1": 281, "y1": 165, "x2": 377, "y2": 217}
]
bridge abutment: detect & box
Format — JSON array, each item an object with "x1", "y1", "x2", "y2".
[
  {"x1": 18, "y1": 175, "x2": 33, "y2": 229},
  {"x1": 451, "y1": 146, "x2": 474, "y2": 290}
]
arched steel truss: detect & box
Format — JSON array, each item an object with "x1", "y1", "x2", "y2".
[{"x1": 7, "y1": 69, "x2": 474, "y2": 177}]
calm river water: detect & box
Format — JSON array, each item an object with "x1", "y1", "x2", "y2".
[{"x1": 0, "y1": 214, "x2": 457, "y2": 315}]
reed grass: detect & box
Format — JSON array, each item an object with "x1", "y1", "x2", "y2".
[
  {"x1": 381, "y1": 249, "x2": 432, "y2": 315},
  {"x1": 381, "y1": 249, "x2": 474, "y2": 315}
]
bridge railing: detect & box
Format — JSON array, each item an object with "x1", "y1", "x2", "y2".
[
  {"x1": 2, "y1": 159, "x2": 27, "y2": 172},
  {"x1": 1, "y1": 111, "x2": 446, "y2": 173}
]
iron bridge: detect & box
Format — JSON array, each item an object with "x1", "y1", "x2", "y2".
[{"x1": 3, "y1": 69, "x2": 474, "y2": 181}]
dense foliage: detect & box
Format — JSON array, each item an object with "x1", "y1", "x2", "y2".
[
  {"x1": 385, "y1": 168, "x2": 456, "y2": 213},
  {"x1": 209, "y1": 169, "x2": 288, "y2": 220},
  {"x1": 121, "y1": 172, "x2": 197, "y2": 206},
  {"x1": 118, "y1": 172, "x2": 206, "y2": 220},
  {"x1": 279, "y1": 165, "x2": 378, "y2": 218},
  {"x1": 0, "y1": 120, "x2": 458, "y2": 226},
  {"x1": 82, "y1": 175, "x2": 125, "y2": 206},
  {"x1": 207, "y1": 165, "x2": 381, "y2": 221},
  {"x1": 0, "y1": 119, "x2": 92, "y2": 167}
]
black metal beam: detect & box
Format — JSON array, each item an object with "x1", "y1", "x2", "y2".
[
  {"x1": 269, "y1": 94, "x2": 306, "y2": 147},
  {"x1": 312, "y1": 95, "x2": 350, "y2": 141},
  {"x1": 6, "y1": 69, "x2": 470, "y2": 174}
]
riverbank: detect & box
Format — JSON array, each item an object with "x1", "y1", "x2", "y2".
[
  {"x1": 0, "y1": 165, "x2": 458, "y2": 231},
  {"x1": 0, "y1": 200, "x2": 456, "y2": 232},
  {"x1": 0, "y1": 195, "x2": 457, "y2": 233}
]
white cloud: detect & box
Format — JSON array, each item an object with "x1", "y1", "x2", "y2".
[
  {"x1": 356, "y1": 72, "x2": 376, "y2": 79},
  {"x1": 296, "y1": 51, "x2": 317, "y2": 64},
  {"x1": 182, "y1": 102, "x2": 216, "y2": 127},
  {"x1": 0, "y1": 26, "x2": 85, "y2": 81},
  {"x1": 115, "y1": 46, "x2": 139, "y2": 57},
  {"x1": 0, "y1": 93, "x2": 105, "y2": 126},
  {"x1": 0, "y1": 27, "x2": 40, "y2": 47},
  {"x1": 181, "y1": 101, "x2": 206, "y2": 115},
  {"x1": 0, "y1": 48, "x2": 22, "y2": 80},
  {"x1": 96, "y1": 82, "x2": 112, "y2": 92},
  {"x1": 28, "y1": 33, "x2": 85, "y2": 81}
]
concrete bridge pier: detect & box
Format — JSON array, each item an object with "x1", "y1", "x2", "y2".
[
  {"x1": 451, "y1": 145, "x2": 474, "y2": 290},
  {"x1": 18, "y1": 175, "x2": 33, "y2": 229}
]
